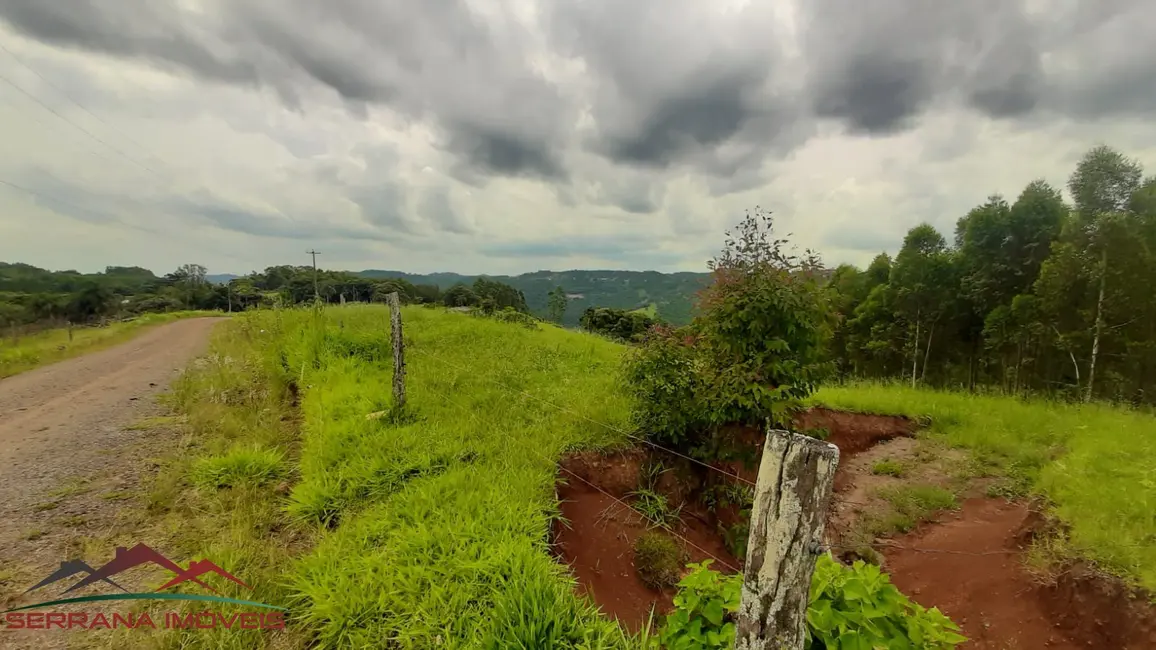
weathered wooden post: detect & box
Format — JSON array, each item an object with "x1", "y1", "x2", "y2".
[
  {"x1": 386, "y1": 292, "x2": 406, "y2": 410},
  {"x1": 736, "y1": 429, "x2": 839, "y2": 650}
]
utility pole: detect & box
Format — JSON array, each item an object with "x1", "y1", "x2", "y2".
[{"x1": 307, "y1": 249, "x2": 321, "y2": 301}]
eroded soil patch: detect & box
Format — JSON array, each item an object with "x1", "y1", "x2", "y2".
[
  {"x1": 553, "y1": 408, "x2": 919, "y2": 632},
  {"x1": 880, "y1": 498, "x2": 1156, "y2": 649},
  {"x1": 553, "y1": 449, "x2": 738, "y2": 631}
]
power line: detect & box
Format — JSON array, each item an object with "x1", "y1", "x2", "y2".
[
  {"x1": 0, "y1": 42, "x2": 159, "y2": 164},
  {"x1": 0, "y1": 92, "x2": 125, "y2": 171},
  {"x1": 0, "y1": 66, "x2": 159, "y2": 176},
  {"x1": 0, "y1": 177, "x2": 110, "y2": 220}
]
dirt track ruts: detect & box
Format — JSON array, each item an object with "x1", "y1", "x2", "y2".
[{"x1": 0, "y1": 317, "x2": 223, "y2": 644}]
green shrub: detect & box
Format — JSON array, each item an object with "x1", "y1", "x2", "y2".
[
  {"x1": 580, "y1": 306, "x2": 659, "y2": 342},
  {"x1": 658, "y1": 560, "x2": 741, "y2": 649},
  {"x1": 190, "y1": 446, "x2": 285, "y2": 489},
  {"x1": 808, "y1": 555, "x2": 967, "y2": 649},
  {"x1": 622, "y1": 325, "x2": 711, "y2": 448},
  {"x1": 623, "y1": 208, "x2": 834, "y2": 454},
  {"x1": 660, "y1": 558, "x2": 967, "y2": 649},
  {"x1": 634, "y1": 532, "x2": 684, "y2": 590}
]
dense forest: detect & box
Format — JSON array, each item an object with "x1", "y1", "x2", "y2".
[{"x1": 826, "y1": 145, "x2": 1156, "y2": 404}]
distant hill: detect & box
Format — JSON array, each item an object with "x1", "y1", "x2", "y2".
[
  {"x1": 206, "y1": 273, "x2": 240, "y2": 285},
  {"x1": 360, "y1": 269, "x2": 710, "y2": 326}
]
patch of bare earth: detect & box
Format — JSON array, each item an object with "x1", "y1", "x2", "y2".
[
  {"x1": 555, "y1": 407, "x2": 1156, "y2": 649},
  {"x1": 0, "y1": 318, "x2": 223, "y2": 649}
]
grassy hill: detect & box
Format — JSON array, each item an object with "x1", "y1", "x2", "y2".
[
  {"x1": 107, "y1": 303, "x2": 1156, "y2": 649},
  {"x1": 360, "y1": 269, "x2": 708, "y2": 326}
]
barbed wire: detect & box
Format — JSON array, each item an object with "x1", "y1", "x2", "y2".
[
  {"x1": 404, "y1": 341, "x2": 1023, "y2": 563},
  {"x1": 418, "y1": 380, "x2": 742, "y2": 574},
  {"x1": 409, "y1": 346, "x2": 759, "y2": 488}
]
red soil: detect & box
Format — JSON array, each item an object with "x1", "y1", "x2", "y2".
[
  {"x1": 793, "y1": 407, "x2": 918, "y2": 456},
  {"x1": 553, "y1": 450, "x2": 738, "y2": 631},
  {"x1": 883, "y1": 498, "x2": 1156, "y2": 649},
  {"x1": 554, "y1": 409, "x2": 1156, "y2": 648}
]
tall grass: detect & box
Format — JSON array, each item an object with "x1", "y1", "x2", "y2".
[
  {"x1": 813, "y1": 382, "x2": 1156, "y2": 591},
  {"x1": 0, "y1": 310, "x2": 221, "y2": 378},
  {"x1": 150, "y1": 304, "x2": 642, "y2": 649}
]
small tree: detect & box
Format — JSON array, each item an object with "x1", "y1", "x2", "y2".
[
  {"x1": 547, "y1": 286, "x2": 567, "y2": 324},
  {"x1": 442, "y1": 284, "x2": 480, "y2": 308},
  {"x1": 624, "y1": 208, "x2": 834, "y2": 452}
]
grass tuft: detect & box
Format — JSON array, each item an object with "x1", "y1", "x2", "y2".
[
  {"x1": 871, "y1": 459, "x2": 908, "y2": 478},
  {"x1": 190, "y1": 445, "x2": 285, "y2": 489},
  {"x1": 634, "y1": 531, "x2": 684, "y2": 590}
]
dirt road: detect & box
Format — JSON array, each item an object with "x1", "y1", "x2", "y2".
[{"x1": 0, "y1": 317, "x2": 223, "y2": 636}]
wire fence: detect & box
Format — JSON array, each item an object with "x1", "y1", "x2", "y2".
[{"x1": 405, "y1": 342, "x2": 1025, "y2": 563}]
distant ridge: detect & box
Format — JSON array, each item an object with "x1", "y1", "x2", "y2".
[{"x1": 357, "y1": 269, "x2": 710, "y2": 325}]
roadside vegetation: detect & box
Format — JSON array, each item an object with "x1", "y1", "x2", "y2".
[
  {"x1": 127, "y1": 304, "x2": 637, "y2": 649},
  {"x1": 0, "y1": 310, "x2": 219, "y2": 379},
  {"x1": 53, "y1": 143, "x2": 1156, "y2": 646}
]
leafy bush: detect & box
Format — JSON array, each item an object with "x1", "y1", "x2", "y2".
[
  {"x1": 622, "y1": 325, "x2": 711, "y2": 449},
  {"x1": 190, "y1": 445, "x2": 285, "y2": 489},
  {"x1": 443, "y1": 283, "x2": 480, "y2": 307},
  {"x1": 634, "y1": 531, "x2": 684, "y2": 590},
  {"x1": 624, "y1": 208, "x2": 834, "y2": 453},
  {"x1": 658, "y1": 561, "x2": 741, "y2": 650},
  {"x1": 808, "y1": 555, "x2": 967, "y2": 649},
  {"x1": 580, "y1": 306, "x2": 659, "y2": 342},
  {"x1": 491, "y1": 305, "x2": 540, "y2": 329},
  {"x1": 659, "y1": 558, "x2": 966, "y2": 650}
]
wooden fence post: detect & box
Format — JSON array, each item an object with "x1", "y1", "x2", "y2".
[
  {"x1": 736, "y1": 429, "x2": 839, "y2": 650},
  {"x1": 386, "y1": 292, "x2": 406, "y2": 410}
]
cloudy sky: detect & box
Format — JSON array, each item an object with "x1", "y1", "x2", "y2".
[{"x1": 2, "y1": 0, "x2": 1156, "y2": 277}]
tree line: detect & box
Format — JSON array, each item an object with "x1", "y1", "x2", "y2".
[
  {"x1": 0, "y1": 262, "x2": 531, "y2": 326},
  {"x1": 826, "y1": 145, "x2": 1156, "y2": 404}
]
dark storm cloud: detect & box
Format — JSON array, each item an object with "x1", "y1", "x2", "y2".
[
  {"x1": 0, "y1": 0, "x2": 572, "y2": 179},
  {"x1": 799, "y1": 0, "x2": 1048, "y2": 133},
  {"x1": 603, "y1": 65, "x2": 768, "y2": 166},
  {"x1": 800, "y1": 0, "x2": 1156, "y2": 132},
  {"x1": 6, "y1": 0, "x2": 1156, "y2": 189},
  {"x1": 545, "y1": 0, "x2": 799, "y2": 172}
]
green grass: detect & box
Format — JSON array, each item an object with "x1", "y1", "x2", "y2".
[
  {"x1": 135, "y1": 304, "x2": 641, "y2": 649},
  {"x1": 870, "y1": 459, "x2": 908, "y2": 478},
  {"x1": 191, "y1": 445, "x2": 285, "y2": 489},
  {"x1": 814, "y1": 382, "x2": 1156, "y2": 591},
  {"x1": 631, "y1": 303, "x2": 658, "y2": 318},
  {"x1": 0, "y1": 311, "x2": 222, "y2": 378}
]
